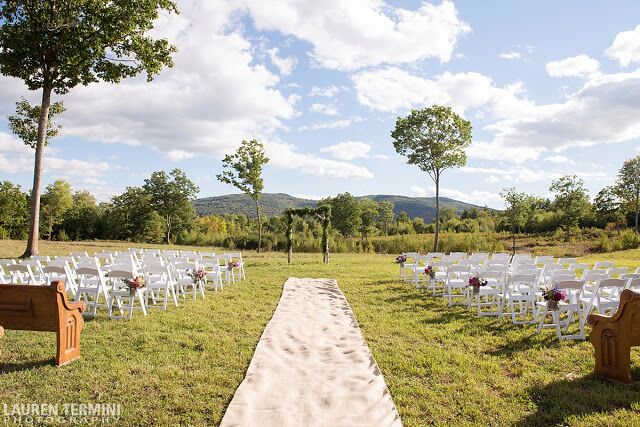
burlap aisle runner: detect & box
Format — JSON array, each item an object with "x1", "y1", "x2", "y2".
[{"x1": 220, "y1": 277, "x2": 402, "y2": 427}]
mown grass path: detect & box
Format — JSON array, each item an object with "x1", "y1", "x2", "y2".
[{"x1": 1, "y1": 241, "x2": 640, "y2": 426}]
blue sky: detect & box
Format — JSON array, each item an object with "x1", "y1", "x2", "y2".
[{"x1": 1, "y1": 0, "x2": 640, "y2": 209}]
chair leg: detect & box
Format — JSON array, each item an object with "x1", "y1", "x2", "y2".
[
  {"x1": 536, "y1": 308, "x2": 546, "y2": 333},
  {"x1": 138, "y1": 291, "x2": 147, "y2": 316}
]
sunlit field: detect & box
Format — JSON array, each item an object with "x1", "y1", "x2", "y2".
[{"x1": 1, "y1": 240, "x2": 640, "y2": 426}]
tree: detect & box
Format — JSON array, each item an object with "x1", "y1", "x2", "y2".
[
  {"x1": 143, "y1": 169, "x2": 199, "y2": 244},
  {"x1": 63, "y1": 190, "x2": 99, "y2": 240},
  {"x1": 40, "y1": 180, "x2": 73, "y2": 240},
  {"x1": 217, "y1": 139, "x2": 270, "y2": 252},
  {"x1": 326, "y1": 193, "x2": 361, "y2": 237},
  {"x1": 8, "y1": 98, "x2": 65, "y2": 149},
  {"x1": 0, "y1": 0, "x2": 178, "y2": 257},
  {"x1": 0, "y1": 181, "x2": 29, "y2": 239},
  {"x1": 358, "y1": 198, "x2": 379, "y2": 240},
  {"x1": 392, "y1": 105, "x2": 472, "y2": 251},
  {"x1": 549, "y1": 175, "x2": 592, "y2": 238},
  {"x1": 377, "y1": 201, "x2": 394, "y2": 235},
  {"x1": 593, "y1": 186, "x2": 624, "y2": 229},
  {"x1": 615, "y1": 155, "x2": 640, "y2": 232},
  {"x1": 500, "y1": 188, "x2": 532, "y2": 254}
]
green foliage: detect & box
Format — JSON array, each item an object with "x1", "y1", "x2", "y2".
[
  {"x1": 615, "y1": 155, "x2": 640, "y2": 231},
  {"x1": 324, "y1": 193, "x2": 361, "y2": 237},
  {"x1": 0, "y1": 0, "x2": 178, "y2": 93},
  {"x1": 358, "y1": 197, "x2": 379, "y2": 240},
  {"x1": 8, "y1": 98, "x2": 65, "y2": 148},
  {"x1": 61, "y1": 190, "x2": 99, "y2": 240},
  {"x1": 143, "y1": 169, "x2": 199, "y2": 244},
  {"x1": 377, "y1": 201, "x2": 394, "y2": 235},
  {"x1": 40, "y1": 179, "x2": 73, "y2": 240},
  {"x1": 549, "y1": 175, "x2": 592, "y2": 236},
  {"x1": 391, "y1": 105, "x2": 472, "y2": 180},
  {"x1": 0, "y1": 180, "x2": 29, "y2": 239}
]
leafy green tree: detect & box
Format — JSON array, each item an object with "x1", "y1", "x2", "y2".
[
  {"x1": 0, "y1": 0, "x2": 178, "y2": 256},
  {"x1": 40, "y1": 180, "x2": 73, "y2": 240},
  {"x1": 0, "y1": 181, "x2": 29, "y2": 239},
  {"x1": 614, "y1": 155, "x2": 640, "y2": 232},
  {"x1": 105, "y1": 187, "x2": 156, "y2": 242},
  {"x1": 392, "y1": 105, "x2": 472, "y2": 251},
  {"x1": 143, "y1": 169, "x2": 199, "y2": 244},
  {"x1": 501, "y1": 188, "x2": 533, "y2": 254},
  {"x1": 62, "y1": 190, "x2": 99, "y2": 240},
  {"x1": 217, "y1": 139, "x2": 270, "y2": 252},
  {"x1": 377, "y1": 201, "x2": 394, "y2": 235},
  {"x1": 8, "y1": 98, "x2": 65, "y2": 149},
  {"x1": 549, "y1": 175, "x2": 592, "y2": 238},
  {"x1": 358, "y1": 198, "x2": 379, "y2": 240},
  {"x1": 438, "y1": 206, "x2": 458, "y2": 224},
  {"x1": 326, "y1": 193, "x2": 361, "y2": 237},
  {"x1": 593, "y1": 186, "x2": 624, "y2": 229},
  {"x1": 396, "y1": 211, "x2": 411, "y2": 224}
]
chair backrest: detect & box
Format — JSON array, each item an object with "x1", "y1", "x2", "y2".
[
  {"x1": 622, "y1": 273, "x2": 640, "y2": 280},
  {"x1": 557, "y1": 257, "x2": 577, "y2": 266},
  {"x1": 582, "y1": 269, "x2": 608, "y2": 282},
  {"x1": 7, "y1": 264, "x2": 38, "y2": 284},
  {"x1": 447, "y1": 265, "x2": 470, "y2": 279},
  {"x1": 535, "y1": 256, "x2": 553, "y2": 265},
  {"x1": 594, "y1": 261, "x2": 614, "y2": 270},
  {"x1": 30, "y1": 256, "x2": 50, "y2": 263},
  {"x1": 627, "y1": 278, "x2": 640, "y2": 291},
  {"x1": 552, "y1": 274, "x2": 576, "y2": 284},
  {"x1": 555, "y1": 279, "x2": 585, "y2": 303},
  {"x1": 607, "y1": 267, "x2": 629, "y2": 278},
  {"x1": 569, "y1": 263, "x2": 588, "y2": 271},
  {"x1": 598, "y1": 278, "x2": 628, "y2": 289}
]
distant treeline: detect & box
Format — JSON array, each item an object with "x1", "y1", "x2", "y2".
[{"x1": 1, "y1": 166, "x2": 639, "y2": 253}]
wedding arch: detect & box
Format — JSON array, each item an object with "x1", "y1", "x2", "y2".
[{"x1": 285, "y1": 206, "x2": 331, "y2": 264}]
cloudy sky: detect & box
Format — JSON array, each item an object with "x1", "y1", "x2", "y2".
[{"x1": 1, "y1": 0, "x2": 640, "y2": 209}]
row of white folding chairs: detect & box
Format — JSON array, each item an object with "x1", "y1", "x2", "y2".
[{"x1": 432, "y1": 266, "x2": 640, "y2": 341}]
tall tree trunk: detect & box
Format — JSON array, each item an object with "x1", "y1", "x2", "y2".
[
  {"x1": 166, "y1": 214, "x2": 172, "y2": 244},
  {"x1": 255, "y1": 199, "x2": 262, "y2": 253},
  {"x1": 22, "y1": 86, "x2": 52, "y2": 258},
  {"x1": 512, "y1": 225, "x2": 516, "y2": 256},
  {"x1": 635, "y1": 209, "x2": 639, "y2": 233},
  {"x1": 434, "y1": 175, "x2": 440, "y2": 253}
]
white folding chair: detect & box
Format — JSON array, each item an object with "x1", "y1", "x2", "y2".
[
  {"x1": 107, "y1": 270, "x2": 147, "y2": 319},
  {"x1": 75, "y1": 267, "x2": 110, "y2": 317},
  {"x1": 144, "y1": 265, "x2": 178, "y2": 310},
  {"x1": 536, "y1": 280, "x2": 586, "y2": 340},
  {"x1": 497, "y1": 274, "x2": 538, "y2": 325},
  {"x1": 444, "y1": 265, "x2": 471, "y2": 306}
]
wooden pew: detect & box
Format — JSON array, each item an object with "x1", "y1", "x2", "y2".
[
  {"x1": 588, "y1": 289, "x2": 640, "y2": 384},
  {"x1": 0, "y1": 281, "x2": 86, "y2": 366}
]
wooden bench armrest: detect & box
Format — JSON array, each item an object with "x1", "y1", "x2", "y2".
[
  {"x1": 587, "y1": 312, "x2": 610, "y2": 327},
  {"x1": 52, "y1": 281, "x2": 86, "y2": 313},
  {"x1": 0, "y1": 326, "x2": 4, "y2": 338}
]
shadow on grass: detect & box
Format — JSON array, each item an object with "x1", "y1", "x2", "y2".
[
  {"x1": 517, "y1": 373, "x2": 640, "y2": 426},
  {"x1": 0, "y1": 358, "x2": 55, "y2": 373}
]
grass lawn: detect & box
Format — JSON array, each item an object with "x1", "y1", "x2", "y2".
[{"x1": 1, "y1": 240, "x2": 640, "y2": 426}]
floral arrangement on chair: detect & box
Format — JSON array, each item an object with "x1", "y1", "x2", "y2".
[
  {"x1": 424, "y1": 265, "x2": 436, "y2": 280},
  {"x1": 468, "y1": 276, "x2": 487, "y2": 294},
  {"x1": 542, "y1": 287, "x2": 567, "y2": 309},
  {"x1": 123, "y1": 276, "x2": 146, "y2": 295},
  {"x1": 188, "y1": 269, "x2": 207, "y2": 284},
  {"x1": 395, "y1": 255, "x2": 407, "y2": 266},
  {"x1": 228, "y1": 258, "x2": 241, "y2": 271}
]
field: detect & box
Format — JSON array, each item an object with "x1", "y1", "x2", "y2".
[{"x1": 1, "y1": 240, "x2": 640, "y2": 426}]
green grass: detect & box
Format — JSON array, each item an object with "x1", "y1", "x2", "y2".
[{"x1": 2, "y1": 240, "x2": 640, "y2": 426}]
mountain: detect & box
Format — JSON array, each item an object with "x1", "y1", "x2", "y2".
[
  {"x1": 193, "y1": 193, "x2": 316, "y2": 218},
  {"x1": 193, "y1": 193, "x2": 488, "y2": 222}
]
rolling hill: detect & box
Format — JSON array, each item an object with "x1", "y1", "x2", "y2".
[{"x1": 193, "y1": 193, "x2": 488, "y2": 222}]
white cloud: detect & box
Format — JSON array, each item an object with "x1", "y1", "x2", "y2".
[
  {"x1": 545, "y1": 155, "x2": 575, "y2": 164},
  {"x1": 606, "y1": 24, "x2": 640, "y2": 67},
  {"x1": 292, "y1": 193, "x2": 326, "y2": 200},
  {"x1": 266, "y1": 142, "x2": 374, "y2": 179},
  {"x1": 409, "y1": 185, "x2": 501, "y2": 206},
  {"x1": 461, "y1": 165, "x2": 607, "y2": 184},
  {"x1": 266, "y1": 47, "x2": 297, "y2": 75},
  {"x1": 298, "y1": 117, "x2": 363, "y2": 131},
  {"x1": 309, "y1": 103, "x2": 339, "y2": 116},
  {"x1": 499, "y1": 52, "x2": 521, "y2": 60},
  {"x1": 484, "y1": 175, "x2": 500, "y2": 184},
  {"x1": 353, "y1": 67, "x2": 534, "y2": 118},
  {"x1": 309, "y1": 85, "x2": 340, "y2": 97},
  {"x1": 545, "y1": 54, "x2": 600, "y2": 78},
  {"x1": 244, "y1": 0, "x2": 470, "y2": 70},
  {"x1": 487, "y1": 70, "x2": 640, "y2": 153},
  {"x1": 320, "y1": 141, "x2": 371, "y2": 160},
  {"x1": 166, "y1": 150, "x2": 195, "y2": 161}
]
